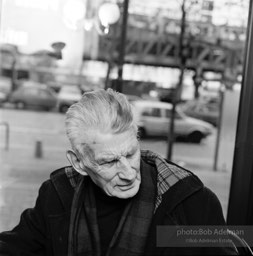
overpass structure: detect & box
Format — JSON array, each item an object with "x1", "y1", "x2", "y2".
[{"x1": 95, "y1": 14, "x2": 246, "y2": 79}]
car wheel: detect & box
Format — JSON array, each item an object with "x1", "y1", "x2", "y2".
[
  {"x1": 138, "y1": 127, "x2": 146, "y2": 139},
  {"x1": 59, "y1": 105, "x2": 69, "y2": 113},
  {"x1": 188, "y1": 131, "x2": 203, "y2": 143},
  {"x1": 16, "y1": 101, "x2": 26, "y2": 109}
]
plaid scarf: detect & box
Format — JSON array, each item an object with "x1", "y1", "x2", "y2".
[
  {"x1": 68, "y1": 159, "x2": 156, "y2": 256},
  {"x1": 66, "y1": 150, "x2": 191, "y2": 255}
]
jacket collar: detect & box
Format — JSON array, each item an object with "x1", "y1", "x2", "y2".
[{"x1": 141, "y1": 150, "x2": 204, "y2": 212}]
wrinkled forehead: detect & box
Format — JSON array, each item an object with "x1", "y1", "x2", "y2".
[{"x1": 86, "y1": 129, "x2": 139, "y2": 158}]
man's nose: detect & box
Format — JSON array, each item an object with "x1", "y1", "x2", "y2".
[{"x1": 118, "y1": 157, "x2": 136, "y2": 181}]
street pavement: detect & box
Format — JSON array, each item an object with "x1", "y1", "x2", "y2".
[{"x1": 0, "y1": 109, "x2": 232, "y2": 232}]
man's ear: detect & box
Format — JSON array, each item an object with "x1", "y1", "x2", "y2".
[{"x1": 66, "y1": 150, "x2": 88, "y2": 176}]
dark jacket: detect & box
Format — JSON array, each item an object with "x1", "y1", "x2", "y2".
[{"x1": 0, "y1": 161, "x2": 236, "y2": 255}]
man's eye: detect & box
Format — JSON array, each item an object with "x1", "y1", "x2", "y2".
[{"x1": 103, "y1": 159, "x2": 118, "y2": 165}]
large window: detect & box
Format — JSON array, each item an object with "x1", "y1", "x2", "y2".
[{"x1": 0, "y1": 0, "x2": 250, "y2": 231}]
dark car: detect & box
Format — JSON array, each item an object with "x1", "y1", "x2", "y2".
[{"x1": 8, "y1": 82, "x2": 57, "y2": 111}]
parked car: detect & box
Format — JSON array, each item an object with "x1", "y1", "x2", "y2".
[
  {"x1": 180, "y1": 98, "x2": 219, "y2": 126},
  {"x1": 8, "y1": 82, "x2": 57, "y2": 111},
  {"x1": 0, "y1": 91, "x2": 8, "y2": 105},
  {"x1": 0, "y1": 77, "x2": 11, "y2": 106},
  {"x1": 131, "y1": 100, "x2": 213, "y2": 143},
  {"x1": 57, "y1": 85, "x2": 82, "y2": 113}
]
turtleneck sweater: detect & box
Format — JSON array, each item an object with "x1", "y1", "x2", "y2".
[{"x1": 94, "y1": 185, "x2": 131, "y2": 256}]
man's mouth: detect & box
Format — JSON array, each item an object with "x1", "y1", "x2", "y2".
[{"x1": 118, "y1": 183, "x2": 134, "y2": 190}]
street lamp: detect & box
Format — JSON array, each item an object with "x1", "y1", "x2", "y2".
[
  {"x1": 62, "y1": 0, "x2": 120, "y2": 34},
  {"x1": 93, "y1": 2, "x2": 120, "y2": 35},
  {"x1": 80, "y1": 1, "x2": 121, "y2": 35},
  {"x1": 98, "y1": 2, "x2": 120, "y2": 29}
]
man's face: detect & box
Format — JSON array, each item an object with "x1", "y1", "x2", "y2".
[{"x1": 83, "y1": 129, "x2": 141, "y2": 199}]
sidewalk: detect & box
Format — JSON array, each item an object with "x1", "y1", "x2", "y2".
[
  {"x1": 0, "y1": 145, "x2": 232, "y2": 232},
  {"x1": 0, "y1": 145, "x2": 69, "y2": 231}
]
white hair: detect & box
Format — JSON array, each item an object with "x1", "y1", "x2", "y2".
[{"x1": 65, "y1": 89, "x2": 138, "y2": 167}]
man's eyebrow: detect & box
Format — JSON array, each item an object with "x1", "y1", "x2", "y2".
[{"x1": 95, "y1": 154, "x2": 118, "y2": 163}]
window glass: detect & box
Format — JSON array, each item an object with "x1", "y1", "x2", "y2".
[
  {"x1": 165, "y1": 109, "x2": 171, "y2": 118},
  {"x1": 165, "y1": 109, "x2": 181, "y2": 119},
  {"x1": 0, "y1": 0, "x2": 250, "y2": 232},
  {"x1": 143, "y1": 108, "x2": 161, "y2": 117}
]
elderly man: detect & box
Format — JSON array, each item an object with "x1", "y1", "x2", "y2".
[{"x1": 0, "y1": 89, "x2": 236, "y2": 255}]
